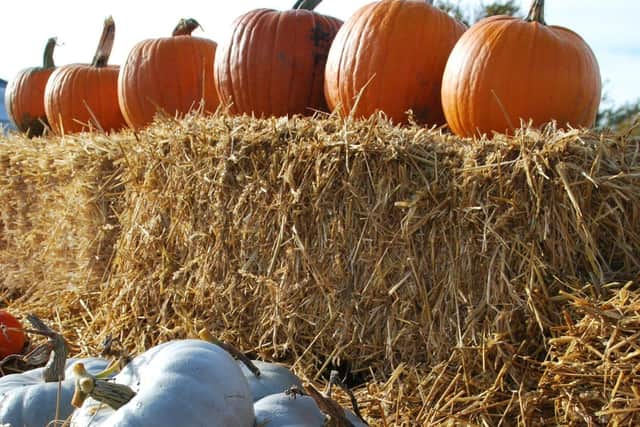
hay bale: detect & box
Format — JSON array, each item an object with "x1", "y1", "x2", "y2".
[
  {"x1": 1, "y1": 114, "x2": 639, "y2": 425},
  {"x1": 540, "y1": 282, "x2": 640, "y2": 425},
  {"x1": 97, "y1": 116, "x2": 639, "y2": 367},
  {"x1": 0, "y1": 132, "x2": 122, "y2": 330}
]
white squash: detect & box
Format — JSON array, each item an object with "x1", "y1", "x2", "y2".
[
  {"x1": 254, "y1": 392, "x2": 325, "y2": 426},
  {"x1": 239, "y1": 360, "x2": 304, "y2": 402},
  {"x1": 254, "y1": 392, "x2": 368, "y2": 427},
  {"x1": 0, "y1": 357, "x2": 109, "y2": 427},
  {"x1": 70, "y1": 339, "x2": 254, "y2": 427}
]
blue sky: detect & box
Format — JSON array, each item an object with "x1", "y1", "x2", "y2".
[{"x1": 2, "y1": 0, "x2": 638, "y2": 107}]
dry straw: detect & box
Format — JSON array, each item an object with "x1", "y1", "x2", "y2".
[
  {"x1": 0, "y1": 113, "x2": 639, "y2": 425},
  {"x1": 540, "y1": 281, "x2": 640, "y2": 426}
]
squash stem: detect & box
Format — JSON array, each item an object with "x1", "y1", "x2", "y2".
[
  {"x1": 329, "y1": 370, "x2": 367, "y2": 424},
  {"x1": 525, "y1": 0, "x2": 546, "y2": 25},
  {"x1": 305, "y1": 383, "x2": 355, "y2": 427},
  {"x1": 198, "y1": 328, "x2": 261, "y2": 377},
  {"x1": 292, "y1": 0, "x2": 322, "y2": 10},
  {"x1": 24, "y1": 314, "x2": 69, "y2": 382},
  {"x1": 43, "y1": 333, "x2": 68, "y2": 382},
  {"x1": 72, "y1": 363, "x2": 136, "y2": 410},
  {"x1": 43, "y1": 37, "x2": 57, "y2": 69},
  {"x1": 94, "y1": 356, "x2": 128, "y2": 379},
  {"x1": 91, "y1": 16, "x2": 115, "y2": 68},
  {"x1": 172, "y1": 18, "x2": 201, "y2": 36}
]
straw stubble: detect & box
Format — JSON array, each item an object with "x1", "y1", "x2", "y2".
[{"x1": 0, "y1": 113, "x2": 639, "y2": 425}]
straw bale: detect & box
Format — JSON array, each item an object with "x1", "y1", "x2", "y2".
[
  {"x1": 0, "y1": 132, "x2": 122, "y2": 319},
  {"x1": 539, "y1": 281, "x2": 640, "y2": 426},
  {"x1": 1, "y1": 114, "x2": 639, "y2": 425},
  {"x1": 97, "y1": 115, "x2": 639, "y2": 364}
]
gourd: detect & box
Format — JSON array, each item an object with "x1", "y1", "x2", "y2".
[
  {"x1": 239, "y1": 360, "x2": 304, "y2": 402},
  {"x1": 198, "y1": 329, "x2": 303, "y2": 402},
  {"x1": 324, "y1": 0, "x2": 466, "y2": 125},
  {"x1": 70, "y1": 339, "x2": 254, "y2": 427},
  {"x1": 3, "y1": 37, "x2": 57, "y2": 136},
  {"x1": 0, "y1": 311, "x2": 25, "y2": 358},
  {"x1": 254, "y1": 393, "x2": 325, "y2": 426},
  {"x1": 214, "y1": 0, "x2": 342, "y2": 117},
  {"x1": 254, "y1": 392, "x2": 368, "y2": 427},
  {"x1": 441, "y1": 0, "x2": 601, "y2": 137},
  {"x1": 0, "y1": 357, "x2": 109, "y2": 427},
  {"x1": 117, "y1": 18, "x2": 219, "y2": 130},
  {"x1": 44, "y1": 16, "x2": 126, "y2": 134}
]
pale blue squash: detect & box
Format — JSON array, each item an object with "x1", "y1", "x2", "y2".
[
  {"x1": 70, "y1": 339, "x2": 255, "y2": 427},
  {"x1": 254, "y1": 392, "x2": 368, "y2": 427},
  {"x1": 0, "y1": 357, "x2": 109, "y2": 427},
  {"x1": 239, "y1": 360, "x2": 304, "y2": 402}
]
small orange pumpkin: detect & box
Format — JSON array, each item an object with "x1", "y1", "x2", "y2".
[
  {"x1": 44, "y1": 17, "x2": 125, "y2": 134},
  {"x1": 214, "y1": 0, "x2": 342, "y2": 117},
  {"x1": 4, "y1": 38, "x2": 57, "y2": 136},
  {"x1": 0, "y1": 310, "x2": 25, "y2": 358},
  {"x1": 118, "y1": 19, "x2": 219, "y2": 130},
  {"x1": 324, "y1": 0, "x2": 466, "y2": 125},
  {"x1": 441, "y1": 0, "x2": 601, "y2": 137}
]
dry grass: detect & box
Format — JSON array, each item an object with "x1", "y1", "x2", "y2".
[
  {"x1": 540, "y1": 281, "x2": 640, "y2": 426},
  {"x1": 1, "y1": 113, "x2": 639, "y2": 425},
  {"x1": 0, "y1": 132, "x2": 121, "y2": 300}
]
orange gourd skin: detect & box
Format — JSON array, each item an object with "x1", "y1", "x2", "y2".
[
  {"x1": 118, "y1": 35, "x2": 219, "y2": 130},
  {"x1": 4, "y1": 38, "x2": 57, "y2": 136},
  {"x1": 214, "y1": 9, "x2": 342, "y2": 117},
  {"x1": 44, "y1": 18, "x2": 125, "y2": 135},
  {"x1": 0, "y1": 311, "x2": 25, "y2": 358},
  {"x1": 44, "y1": 65, "x2": 125, "y2": 134},
  {"x1": 324, "y1": 0, "x2": 466, "y2": 126},
  {"x1": 5, "y1": 69, "x2": 55, "y2": 136},
  {"x1": 441, "y1": 16, "x2": 601, "y2": 137}
]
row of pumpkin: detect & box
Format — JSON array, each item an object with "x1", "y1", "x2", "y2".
[
  {"x1": 0, "y1": 312, "x2": 367, "y2": 426},
  {"x1": 4, "y1": 0, "x2": 601, "y2": 138}
]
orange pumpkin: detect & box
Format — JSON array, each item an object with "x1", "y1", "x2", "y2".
[
  {"x1": 441, "y1": 0, "x2": 601, "y2": 137},
  {"x1": 214, "y1": 0, "x2": 342, "y2": 117},
  {"x1": 44, "y1": 17, "x2": 125, "y2": 134},
  {"x1": 0, "y1": 310, "x2": 25, "y2": 358},
  {"x1": 118, "y1": 19, "x2": 219, "y2": 130},
  {"x1": 324, "y1": 0, "x2": 465, "y2": 125},
  {"x1": 4, "y1": 38, "x2": 57, "y2": 136}
]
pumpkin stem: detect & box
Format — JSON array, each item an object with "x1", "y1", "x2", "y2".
[
  {"x1": 43, "y1": 333, "x2": 68, "y2": 382},
  {"x1": 24, "y1": 314, "x2": 69, "y2": 382},
  {"x1": 525, "y1": 0, "x2": 546, "y2": 24},
  {"x1": 71, "y1": 363, "x2": 136, "y2": 410},
  {"x1": 100, "y1": 333, "x2": 133, "y2": 372},
  {"x1": 305, "y1": 383, "x2": 356, "y2": 427},
  {"x1": 91, "y1": 16, "x2": 115, "y2": 68},
  {"x1": 93, "y1": 356, "x2": 128, "y2": 379},
  {"x1": 43, "y1": 37, "x2": 57, "y2": 69},
  {"x1": 328, "y1": 371, "x2": 367, "y2": 425},
  {"x1": 198, "y1": 328, "x2": 262, "y2": 377},
  {"x1": 172, "y1": 18, "x2": 201, "y2": 36},
  {"x1": 292, "y1": 0, "x2": 322, "y2": 10}
]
